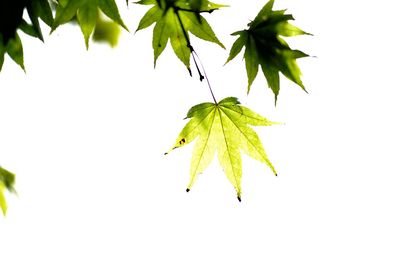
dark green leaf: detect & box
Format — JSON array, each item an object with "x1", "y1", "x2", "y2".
[
  {"x1": 27, "y1": 2, "x2": 44, "y2": 41},
  {"x1": 244, "y1": 35, "x2": 258, "y2": 92},
  {"x1": 226, "y1": 0, "x2": 310, "y2": 103},
  {"x1": 19, "y1": 20, "x2": 41, "y2": 39},
  {"x1": 6, "y1": 34, "x2": 25, "y2": 71},
  {"x1": 250, "y1": 0, "x2": 274, "y2": 28},
  {"x1": 0, "y1": 47, "x2": 5, "y2": 71},
  {"x1": 35, "y1": 0, "x2": 54, "y2": 26}
]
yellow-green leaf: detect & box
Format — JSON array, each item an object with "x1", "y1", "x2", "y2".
[
  {"x1": 0, "y1": 182, "x2": 7, "y2": 216},
  {"x1": 0, "y1": 166, "x2": 16, "y2": 216},
  {"x1": 166, "y1": 97, "x2": 278, "y2": 201},
  {"x1": 77, "y1": 1, "x2": 98, "y2": 49}
]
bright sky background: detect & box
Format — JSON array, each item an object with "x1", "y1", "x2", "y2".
[{"x1": 1, "y1": 0, "x2": 400, "y2": 266}]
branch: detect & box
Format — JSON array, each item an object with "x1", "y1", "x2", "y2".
[{"x1": 174, "y1": 7, "x2": 217, "y2": 104}]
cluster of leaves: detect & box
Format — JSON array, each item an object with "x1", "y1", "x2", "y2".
[
  {"x1": 0, "y1": 0, "x2": 127, "y2": 71},
  {"x1": 1, "y1": 0, "x2": 310, "y2": 205},
  {"x1": 0, "y1": 167, "x2": 16, "y2": 216}
]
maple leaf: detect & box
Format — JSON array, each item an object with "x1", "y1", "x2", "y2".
[
  {"x1": 0, "y1": 33, "x2": 25, "y2": 71},
  {"x1": 52, "y1": 0, "x2": 128, "y2": 49},
  {"x1": 0, "y1": 166, "x2": 15, "y2": 216},
  {"x1": 226, "y1": 0, "x2": 311, "y2": 104},
  {"x1": 166, "y1": 97, "x2": 278, "y2": 201},
  {"x1": 0, "y1": 0, "x2": 53, "y2": 71},
  {"x1": 136, "y1": 0, "x2": 225, "y2": 70}
]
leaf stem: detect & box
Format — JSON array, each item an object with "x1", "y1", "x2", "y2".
[
  {"x1": 174, "y1": 7, "x2": 219, "y2": 14},
  {"x1": 174, "y1": 7, "x2": 217, "y2": 104}
]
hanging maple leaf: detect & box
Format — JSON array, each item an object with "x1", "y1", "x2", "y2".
[
  {"x1": 226, "y1": 0, "x2": 311, "y2": 104},
  {"x1": 0, "y1": 166, "x2": 15, "y2": 216},
  {"x1": 166, "y1": 97, "x2": 278, "y2": 201},
  {"x1": 136, "y1": 0, "x2": 225, "y2": 70},
  {"x1": 52, "y1": 0, "x2": 128, "y2": 49}
]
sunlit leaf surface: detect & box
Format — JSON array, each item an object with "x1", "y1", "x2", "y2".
[{"x1": 167, "y1": 97, "x2": 278, "y2": 201}]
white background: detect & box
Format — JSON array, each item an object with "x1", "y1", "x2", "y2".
[{"x1": 1, "y1": 0, "x2": 400, "y2": 266}]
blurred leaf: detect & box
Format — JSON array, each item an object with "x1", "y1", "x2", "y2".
[
  {"x1": 166, "y1": 97, "x2": 278, "y2": 201},
  {"x1": 0, "y1": 182, "x2": 7, "y2": 216},
  {"x1": 226, "y1": 0, "x2": 310, "y2": 104},
  {"x1": 0, "y1": 166, "x2": 16, "y2": 216},
  {"x1": 93, "y1": 13, "x2": 121, "y2": 47}
]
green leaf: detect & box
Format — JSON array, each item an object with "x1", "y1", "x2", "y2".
[
  {"x1": 77, "y1": 1, "x2": 98, "y2": 49},
  {"x1": 93, "y1": 13, "x2": 122, "y2": 47},
  {"x1": 52, "y1": 0, "x2": 128, "y2": 48},
  {"x1": 98, "y1": 0, "x2": 129, "y2": 31},
  {"x1": 19, "y1": 20, "x2": 41, "y2": 39},
  {"x1": 225, "y1": 31, "x2": 246, "y2": 64},
  {"x1": 26, "y1": 2, "x2": 44, "y2": 41},
  {"x1": 0, "y1": 50, "x2": 4, "y2": 71},
  {"x1": 136, "y1": 6, "x2": 163, "y2": 32},
  {"x1": 244, "y1": 34, "x2": 259, "y2": 93},
  {"x1": 181, "y1": 12, "x2": 225, "y2": 49},
  {"x1": 52, "y1": 0, "x2": 81, "y2": 30},
  {"x1": 152, "y1": 10, "x2": 172, "y2": 67},
  {"x1": 35, "y1": 0, "x2": 55, "y2": 26},
  {"x1": 0, "y1": 166, "x2": 16, "y2": 216},
  {"x1": 166, "y1": 97, "x2": 278, "y2": 201},
  {"x1": 137, "y1": 0, "x2": 225, "y2": 70},
  {"x1": 0, "y1": 182, "x2": 7, "y2": 216},
  {"x1": 250, "y1": 0, "x2": 274, "y2": 28},
  {"x1": 169, "y1": 11, "x2": 191, "y2": 68},
  {"x1": 226, "y1": 0, "x2": 310, "y2": 103},
  {"x1": 6, "y1": 34, "x2": 25, "y2": 71}
]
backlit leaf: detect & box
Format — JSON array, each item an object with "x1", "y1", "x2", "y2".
[
  {"x1": 52, "y1": 0, "x2": 128, "y2": 48},
  {"x1": 137, "y1": 0, "x2": 225, "y2": 69},
  {"x1": 0, "y1": 182, "x2": 7, "y2": 216},
  {"x1": 226, "y1": 0, "x2": 310, "y2": 103},
  {"x1": 166, "y1": 97, "x2": 278, "y2": 201},
  {"x1": 77, "y1": 1, "x2": 98, "y2": 49}
]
